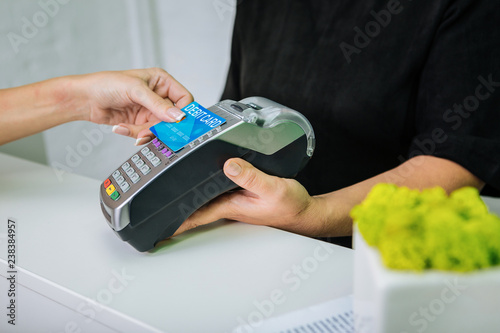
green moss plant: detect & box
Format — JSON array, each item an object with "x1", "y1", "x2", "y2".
[{"x1": 351, "y1": 184, "x2": 500, "y2": 272}]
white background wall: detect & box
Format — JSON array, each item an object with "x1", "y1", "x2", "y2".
[{"x1": 0, "y1": 0, "x2": 236, "y2": 181}]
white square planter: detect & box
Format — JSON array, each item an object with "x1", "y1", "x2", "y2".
[{"x1": 353, "y1": 228, "x2": 500, "y2": 333}]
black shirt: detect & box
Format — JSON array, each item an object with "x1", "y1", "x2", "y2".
[{"x1": 222, "y1": 0, "x2": 500, "y2": 197}]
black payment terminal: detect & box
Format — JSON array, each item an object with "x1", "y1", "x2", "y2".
[{"x1": 99, "y1": 97, "x2": 315, "y2": 252}]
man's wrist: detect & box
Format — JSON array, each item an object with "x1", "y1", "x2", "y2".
[
  {"x1": 297, "y1": 195, "x2": 331, "y2": 237},
  {"x1": 309, "y1": 192, "x2": 353, "y2": 238}
]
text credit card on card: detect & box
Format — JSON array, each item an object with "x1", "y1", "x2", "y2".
[{"x1": 150, "y1": 102, "x2": 226, "y2": 152}]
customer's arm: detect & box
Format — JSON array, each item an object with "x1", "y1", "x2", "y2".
[
  {"x1": 0, "y1": 68, "x2": 193, "y2": 145},
  {"x1": 173, "y1": 155, "x2": 484, "y2": 238}
]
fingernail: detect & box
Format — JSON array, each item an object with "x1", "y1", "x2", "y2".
[
  {"x1": 112, "y1": 125, "x2": 130, "y2": 136},
  {"x1": 135, "y1": 136, "x2": 152, "y2": 146},
  {"x1": 226, "y1": 161, "x2": 242, "y2": 177},
  {"x1": 167, "y1": 107, "x2": 186, "y2": 121}
]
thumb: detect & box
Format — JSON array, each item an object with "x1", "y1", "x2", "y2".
[
  {"x1": 112, "y1": 123, "x2": 155, "y2": 145},
  {"x1": 223, "y1": 158, "x2": 276, "y2": 197},
  {"x1": 131, "y1": 85, "x2": 186, "y2": 122}
]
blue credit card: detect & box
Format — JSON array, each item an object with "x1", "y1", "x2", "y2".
[{"x1": 150, "y1": 102, "x2": 226, "y2": 152}]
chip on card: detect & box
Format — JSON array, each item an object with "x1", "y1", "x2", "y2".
[{"x1": 150, "y1": 102, "x2": 226, "y2": 152}]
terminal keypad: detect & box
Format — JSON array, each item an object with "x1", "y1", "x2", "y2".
[{"x1": 103, "y1": 138, "x2": 176, "y2": 201}]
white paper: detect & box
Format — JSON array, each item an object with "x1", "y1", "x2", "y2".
[{"x1": 236, "y1": 295, "x2": 354, "y2": 333}]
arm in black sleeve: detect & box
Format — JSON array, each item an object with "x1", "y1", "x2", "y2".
[{"x1": 411, "y1": 0, "x2": 500, "y2": 195}]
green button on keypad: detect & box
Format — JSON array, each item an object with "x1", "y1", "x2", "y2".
[{"x1": 110, "y1": 191, "x2": 120, "y2": 201}]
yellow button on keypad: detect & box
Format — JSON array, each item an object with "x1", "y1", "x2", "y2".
[{"x1": 106, "y1": 184, "x2": 116, "y2": 196}]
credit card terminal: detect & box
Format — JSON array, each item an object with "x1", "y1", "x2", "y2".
[{"x1": 99, "y1": 97, "x2": 315, "y2": 252}]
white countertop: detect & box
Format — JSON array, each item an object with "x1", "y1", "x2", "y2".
[{"x1": 0, "y1": 153, "x2": 353, "y2": 333}]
